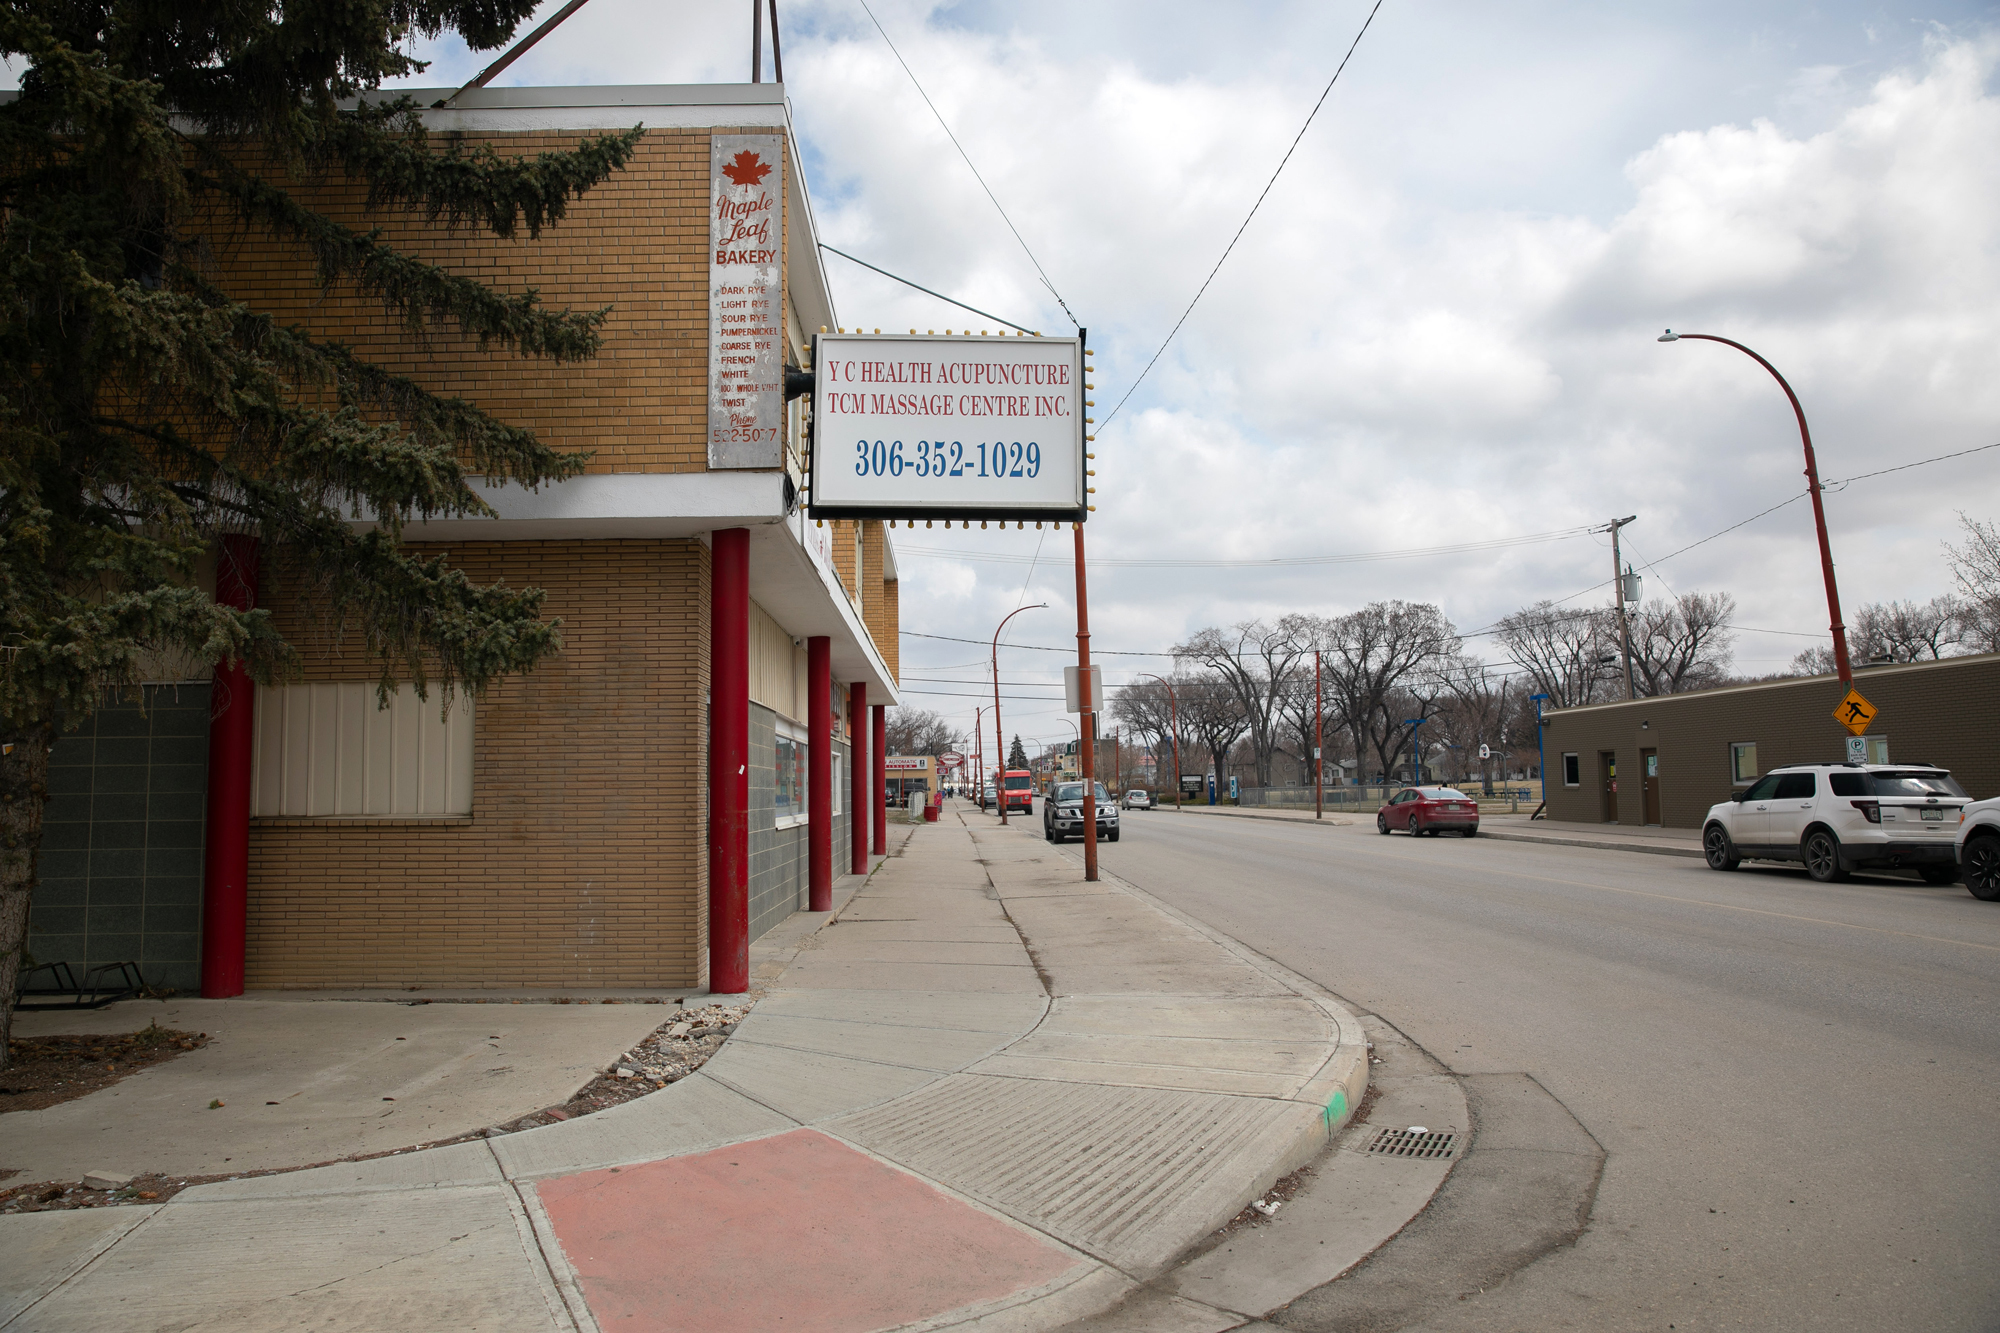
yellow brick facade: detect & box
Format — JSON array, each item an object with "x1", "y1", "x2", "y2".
[
  {"x1": 207, "y1": 125, "x2": 800, "y2": 474},
  {"x1": 247, "y1": 540, "x2": 711, "y2": 988},
  {"x1": 194, "y1": 99, "x2": 895, "y2": 990}
]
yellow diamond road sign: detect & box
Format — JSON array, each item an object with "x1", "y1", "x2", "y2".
[{"x1": 1834, "y1": 686, "x2": 1878, "y2": 736}]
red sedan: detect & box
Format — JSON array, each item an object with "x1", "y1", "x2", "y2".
[{"x1": 1377, "y1": 786, "x2": 1481, "y2": 837}]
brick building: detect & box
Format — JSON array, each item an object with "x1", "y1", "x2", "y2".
[
  {"x1": 1539, "y1": 654, "x2": 2000, "y2": 828},
  {"x1": 28, "y1": 83, "x2": 900, "y2": 996}
]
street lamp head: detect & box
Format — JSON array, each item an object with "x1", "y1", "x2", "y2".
[{"x1": 1657, "y1": 329, "x2": 1679, "y2": 342}]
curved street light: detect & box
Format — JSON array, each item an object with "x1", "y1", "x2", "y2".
[
  {"x1": 1137, "y1": 673, "x2": 1182, "y2": 812},
  {"x1": 1659, "y1": 330, "x2": 1851, "y2": 682},
  {"x1": 991, "y1": 604, "x2": 1046, "y2": 826}
]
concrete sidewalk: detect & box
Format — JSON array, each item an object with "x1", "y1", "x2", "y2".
[
  {"x1": 1160, "y1": 800, "x2": 1703, "y2": 858},
  {"x1": 1, "y1": 810, "x2": 1366, "y2": 1333}
]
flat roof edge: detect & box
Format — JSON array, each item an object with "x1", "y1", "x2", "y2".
[
  {"x1": 1547, "y1": 651, "x2": 2000, "y2": 715},
  {"x1": 360, "y1": 83, "x2": 788, "y2": 110}
]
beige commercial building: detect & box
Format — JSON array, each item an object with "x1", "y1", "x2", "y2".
[{"x1": 29, "y1": 84, "x2": 902, "y2": 997}]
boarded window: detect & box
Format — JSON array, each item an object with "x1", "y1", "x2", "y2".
[{"x1": 251, "y1": 683, "x2": 473, "y2": 817}]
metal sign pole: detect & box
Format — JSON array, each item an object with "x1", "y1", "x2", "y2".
[{"x1": 1075, "y1": 522, "x2": 1098, "y2": 883}]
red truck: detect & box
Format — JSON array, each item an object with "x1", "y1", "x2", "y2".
[{"x1": 1000, "y1": 769, "x2": 1034, "y2": 814}]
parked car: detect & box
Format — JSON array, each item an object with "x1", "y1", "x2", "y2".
[
  {"x1": 1123, "y1": 788, "x2": 1153, "y2": 809},
  {"x1": 1045, "y1": 781, "x2": 1120, "y2": 843},
  {"x1": 1376, "y1": 786, "x2": 1479, "y2": 837},
  {"x1": 1701, "y1": 762, "x2": 1967, "y2": 884},
  {"x1": 1954, "y1": 795, "x2": 2000, "y2": 901},
  {"x1": 980, "y1": 784, "x2": 997, "y2": 811}
]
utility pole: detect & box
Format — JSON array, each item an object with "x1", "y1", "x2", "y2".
[
  {"x1": 1605, "y1": 515, "x2": 1638, "y2": 701},
  {"x1": 1314, "y1": 650, "x2": 1324, "y2": 820}
]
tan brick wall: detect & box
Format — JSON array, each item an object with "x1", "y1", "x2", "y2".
[
  {"x1": 245, "y1": 539, "x2": 711, "y2": 988},
  {"x1": 880, "y1": 578, "x2": 900, "y2": 684},
  {"x1": 202, "y1": 125, "x2": 790, "y2": 475}
]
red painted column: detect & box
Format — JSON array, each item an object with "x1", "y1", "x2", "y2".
[
  {"x1": 871, "y1": 704, "x2": 888, "y2": 854},
  {"x1": 807, "y1": 637, "x2": 832, "y2": 911},
  {"x1": 200, "y1": 534, "x2": 259, "y2": 998},
  {"x1": 709, "y1": 529, "x2": 751, "y2": 994},
  {"x1": 848, "y1": 683, "x2": 868, "y2": 875}
]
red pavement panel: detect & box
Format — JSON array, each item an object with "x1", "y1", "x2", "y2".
[{"x1": 538, "y1": 1128, "x2": 1083, "y2": 1333}]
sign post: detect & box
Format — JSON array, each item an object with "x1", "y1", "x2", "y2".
[{"x1": 807, "y1": 328, "x2": 1096, "y2": 878}]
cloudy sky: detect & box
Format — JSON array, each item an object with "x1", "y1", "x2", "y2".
[
  {"x1": 378, "y1": 0, "x2": 2000, "y2": 751},
  {"x1": 46, "y1": 0, "x2": 1996, "y2": 751}
]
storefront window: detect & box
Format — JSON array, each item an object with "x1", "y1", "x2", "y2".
[
  {"x1": 776, "y1": 728, "x2": 807, "y2": 825},
  {"x1": 1729, "y1": 741, "x2": 1758, "y2": 785}
]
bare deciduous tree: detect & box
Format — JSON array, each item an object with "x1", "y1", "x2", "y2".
[
  {"x1": 1790, "y1": 595, "x2": 1964, "y2": 672},
  {"x1": 1630, "y1": 592, "x2": 1737, "y2": 695},
  {"x1": 883, "y1": 708, "x2": 962, "y2": 758},
  {"x1": 1495, "y1": 602, "x2": 1616, "y2": 708},
  {"x1": 1174, "y1": 616, "x2": 1315, "y2": 787},
  {"x1": 1177, "y1": 672, "x2": 1248, "y2": 799},
  {"x1": 1435, "y1": 656, "x2": 1518, "y2": 793},
  {"x1": 1945, "y1": 512, "x2": 2000, "y2": 652},
  {"x1": 1320, "y1": 602, "x2": 1459, "y2": 784},
  {"x1": 1110, "y1": 676, "x2": 1185, "y2": 790}
]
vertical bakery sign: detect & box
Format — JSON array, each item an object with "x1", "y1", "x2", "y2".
[{"x1": 708, "y1": 134, "x2": 786, "y2": 468}]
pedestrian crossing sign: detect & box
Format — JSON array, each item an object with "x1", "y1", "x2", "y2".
[{"x1": 1834, "y1": 687, "x2": 1877, "y2": 736}]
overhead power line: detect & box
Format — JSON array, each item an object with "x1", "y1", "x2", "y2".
[
  {"x1": 901, "y1": 524, "x2": 1592, "y2": 569},
  {"x1": 908, "y1": 439, "x2": 1996, "y2": 663},
  {"x1": 903, "y1": 630, "x2": 1174, "y2": 657},
  {"x1": 818, "y1": 245, "x2": 1038, "y2": 334},
  {"x1": 1101, "y1": 0, "x2": 1387, "y2": 430},
  {"x1": 1509, "y1": 439, "x2": 2000, "y2": 620},
  {"x1": 855, "y1": 0, "x2": 1079, "y2": 329}
]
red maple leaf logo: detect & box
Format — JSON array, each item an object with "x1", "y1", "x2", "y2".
[{"x1": 722, "y1": 150, "x2": 771, "y2": 187}]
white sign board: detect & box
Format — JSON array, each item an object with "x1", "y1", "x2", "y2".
[
  {"x1": 1064, "y1": 663, "x2": 1103, "y2": 714},
  {"x1": 808, "y1": 333, "x2": 1087, "y2": 520},
  {"x1": 708, "y1": 134, "x2": 785, "y2": 468}
]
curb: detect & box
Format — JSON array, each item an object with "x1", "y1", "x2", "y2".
[
  {"x1": 1140, "y1": 800, "x2": 1705, "y2": 860},
  {"x1": 1476, "y1": 830, "x2": 1703, "y2": 859},
  {"x1": 1033, "y1": 839, "x2": 1373, "y2": 1194}
]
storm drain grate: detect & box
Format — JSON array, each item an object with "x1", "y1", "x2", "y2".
[{"x1": 1365, "y1": 1128, "x2": 1458, "y2": 1159}]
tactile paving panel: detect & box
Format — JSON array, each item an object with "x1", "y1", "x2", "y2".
[{"x1": 830, "y1": 1072, "x2": 1319, "y2": 1275}]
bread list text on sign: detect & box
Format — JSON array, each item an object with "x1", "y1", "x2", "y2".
[{"x1": 708, "y1": 134, "x2": 785, "y2": 469}]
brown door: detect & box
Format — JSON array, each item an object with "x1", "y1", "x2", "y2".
[
  {"x1": 1599, "y1": 751, "x2": 1618, "y2": 823},
  {"x1": 1641, "y1": 748, "x2": 1660, "y2": 825}
]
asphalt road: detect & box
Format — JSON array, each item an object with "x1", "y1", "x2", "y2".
[{"x1": 1064, "y1": 808, "x2": 2000, "y2": 1332}]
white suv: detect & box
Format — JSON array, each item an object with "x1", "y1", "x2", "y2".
[
  {"x1": 1956, "y1": 797, "x2": 2000, "y2": 901},
  {"x1": 1702, "y1": 763, "x2": 1968, "y2": 885}
]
